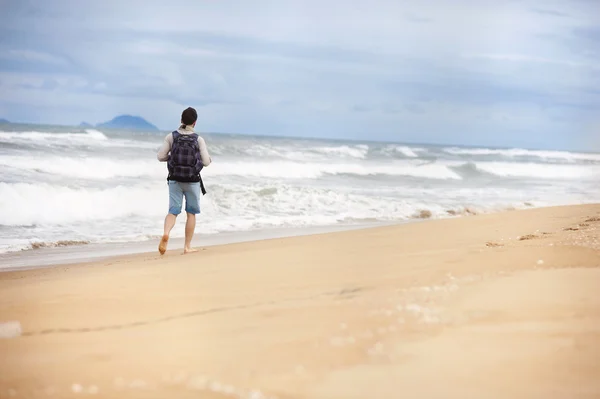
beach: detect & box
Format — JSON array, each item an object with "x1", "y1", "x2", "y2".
[{"x1": 1, "y1": 204, "x2": 599, "y2": 398}]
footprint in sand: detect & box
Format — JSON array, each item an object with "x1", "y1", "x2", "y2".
[
  {"x1": 564, "y1": 227, "x2": 579, "y2": 231},
  {"x1": 518, "y1": 234, "x2": 538, "y2": 241},
  {"x1": 585, "y1": 216, "x2": 600, "y2": 222},
  {"x1": 485, "y1": 242, "x2": 504, "y2": 248}
]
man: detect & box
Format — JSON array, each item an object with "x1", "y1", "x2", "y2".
[{"x1": 156, "y1": 107, "x2": 212, "y2": 255}]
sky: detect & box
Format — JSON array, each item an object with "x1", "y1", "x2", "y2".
[{"x1": 0, "y1": 0, "x2": 599, "y2": 150}]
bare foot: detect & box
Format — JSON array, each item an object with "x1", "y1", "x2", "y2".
[
  {"x1": 183, "y1": 247, "x2": 199, "y2": 254},
  {"x1": 158, "y1": 235, "x2": 169, "y2": 255}
]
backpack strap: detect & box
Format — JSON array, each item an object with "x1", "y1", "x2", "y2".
[{"x1": 199, "y1": 175, "x2": 207, "y2": 195}]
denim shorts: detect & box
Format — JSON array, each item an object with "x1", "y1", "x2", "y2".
[{"x1": 168, "y1": 181, "x2": 201, "y2": 215}]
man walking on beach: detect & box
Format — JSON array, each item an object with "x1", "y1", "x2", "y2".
[{"x1": 156, "y1": 107, "x2": 212, "y2": 255}]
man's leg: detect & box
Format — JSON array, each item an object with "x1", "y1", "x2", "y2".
[
  {"x1": 159, "y1": 181, "x2": 183, "y2": 255},
  {"x1": 182, "y1": 182, "x2": 201, "y2": 254},
  {"x1": 159, "y1": 214, "x2": 177, "y2": 254},
  {"x1": 184, "y1": 213, "x2": 197, "y2": 254}
]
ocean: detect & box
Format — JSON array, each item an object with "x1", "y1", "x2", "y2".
[{"x1": 1, "y1": 124, "x2": 599, "y2": 259}]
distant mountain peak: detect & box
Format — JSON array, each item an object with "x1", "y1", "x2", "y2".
[
  {"x1": 96, "y1": 115, "x2": 159, "y2": 131},
  {"x1": 0, "y1": 118, "x2": 9, "y2": 124}
]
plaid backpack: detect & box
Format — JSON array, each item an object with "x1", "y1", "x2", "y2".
[{"x1": 167, "y1": 131, "x2": 203, "y2": 182}]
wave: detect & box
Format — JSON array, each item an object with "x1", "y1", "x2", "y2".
[
  {"x1": 0, "y1": 239, "x2": 88, "y2": 255},
  {"x1": 392, "y1": 145, "x2": 421, "y2": 158},
  {"x1": 0, "y1": 129, "x2": 107, "y2": 142},
  {"x1": 456, "y1": 161, "x2": 600, "y2": 180},
  {"x1": 223, "y1": 143, "x2": 425, "y2": 161},
  {"x1": 443, "y1": 147, "x2": 600, "y2": 163},
  {"x1": 238, "y1": 143, "x2": 371, "y2": 160},
  {"x1": 0, "y1": 182, "x2": 166, "y2": 226},
  {"x1": 3, "y1": 150, "x2": 599, "y2": 182},
  {"x1": 2, "y1": 153, "x2": 464, "y2": 181},
  {"x1": 208, "y1": 160, "x2": 462, "y2": 180},
  {"x1": 3, "y1": 178, "x2": 594, "y2": 229},
  {"x1": 379, "y1": 145, "x2": 423, "y2": 158},
  {"x1": 0, "y1": 129, "x2": 159, "y2": 150},
  {"x1": 0, "y1": 181, "x2": 540, "y2": 228},
  {"x1": 0, "y1": 182, "x2": 523, "y2": 229},
  {"x1": 0, "y1": 155, "x2": 164, "y2": 180},
  {"x1": 29, "y1": 240, "x2": 90, "y2": 250},
  {"x1": 3, "y1": 128, "x2": 597, "y2": 167},
  {"x1": 312, "y1": 144, "x2": 369, "y2": 159}
]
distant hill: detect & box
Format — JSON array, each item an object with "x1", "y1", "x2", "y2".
[
  {"x1": 96, "y1": 115, "x2": 159, "y2": 131},
  {"x1": 0, "y1": 118, "x2": 9, "y2": 124},
  {"x1": 79, "y1": 121, "x2": 93, "y2": 128}
]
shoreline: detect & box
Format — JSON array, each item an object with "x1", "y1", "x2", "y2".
[
  {"x1": 0, "y1": 221, "x2": 403, "y2": 271},
  {"x1": 0, "y1": 203, "x2": 599, "y2": 397},
  {"x1": 3, "y1": 202, "x2": 595, "y2": 272}
]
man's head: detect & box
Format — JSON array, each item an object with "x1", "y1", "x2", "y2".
[{"x1": 181, "y1": 107, "x2": 198, "y2": 127}]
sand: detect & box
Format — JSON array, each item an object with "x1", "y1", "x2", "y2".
[{"x1": 0, "y1": 204, "x2": 599, "y2": 398}]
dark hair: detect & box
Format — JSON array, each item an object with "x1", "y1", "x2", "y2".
[{"x1": 180, "y1": 107, "x2": 198, "y2": 129}]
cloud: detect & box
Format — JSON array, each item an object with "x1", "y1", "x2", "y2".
[
  {"x1": 530, "y1": 8, "x2": 570, "y2": 17},
  {"x1": 462, "y1": 52, "x2": 598, "y2": 68},
  {"x1": 404, "y1": 13, "x2": 433, "y2": 24},
  {"x1": 572, "y1": 26, "x2": 600, "y2": 44},
  {"x1": 1, "y1": 49, "x2": 68, "y2": 65},
  {"x1": 0, "y1": 0, "x2": 599, "y2": 150}
]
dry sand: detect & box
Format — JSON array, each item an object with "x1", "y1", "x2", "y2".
[{"x1": 0, "y1": 204, "x2": 599, "y2": 399}]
